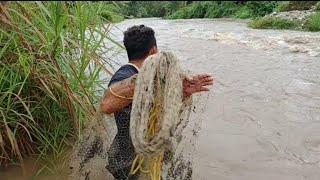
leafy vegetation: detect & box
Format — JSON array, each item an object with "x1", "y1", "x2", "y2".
[
  {"x1": 234, "y1": 6, "x2": 254, "y2": 19},
  {"x1": 121, "y1": 1, "x2": 278, "y2": 19},
  {"x1": 0, "y1": 1, "x2": 122, "y2": 170},
  {"x1": 120, "y1": 1, "x2": 319, "y2": 32},
  {"x1": 275, "y1": 1, "x2": 318, "y2": 12},
  {"x1": 316, "y1": 2, "x2": 320, "y2": 10},
  {"x1": 249, "y1": 11, "x2": 320, "y2": 32},
  {"x1": 248, "y1": 17, "x2": 298, "y2": 30},
  {"x1": 204, "y1": 2, "x2": 239, "y2": 18},
  {"x1": 244, "y1": 1, "x2": 279, "y2": 17},
  {"x1": 274, "y1": 1, "x2": 291, "y2": 12},
  {"x1": 98, "y1": 2, "x2": 124, "y2": 23},
  {"x1": 120, "y1": 1, "x2": 186, "y2": 18},
  {"x1": 305, "y1": 12, "x2": 320, "y2": 31},
  {"x1": 168, "y1": 2, "x2": 211, "y2": 19}
]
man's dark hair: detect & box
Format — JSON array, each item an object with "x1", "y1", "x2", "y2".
[{"x1": 123, "y1": 25, "x2": 157, "y2": 61}]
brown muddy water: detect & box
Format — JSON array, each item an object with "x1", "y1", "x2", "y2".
[
  {"x1": 1, "y1": 18, "x2": 320, "y2": 180},
  {"x1": 109, "y1": 18, "x2": 320, "y2": 180},
  {"x1": 0, "y1": 157, "x2": 70, "y2": 180}
]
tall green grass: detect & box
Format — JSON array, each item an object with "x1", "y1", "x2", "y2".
[
  {"x1": 248, "y1": 17, "x2": 298, "y2": 30},
  {"x1": 0, "y1": 1, "x2": 122, "y2": 170},
  {"x1": 249, "y1": 12, "x2": 320, "y2": 32},
  {"x1": 306, "y1": 12, "x2": 320, "y2": 31},
  {"x1": 316, "y1": 2, "x2": 320, "y2": 10},
  {"x1": 275, "y1": 1, "x2": 318, "y2": 12}
]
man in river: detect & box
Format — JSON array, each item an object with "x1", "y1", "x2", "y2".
[{"x1": 100, "y1": 25, "x2": 213, "y2": 179}]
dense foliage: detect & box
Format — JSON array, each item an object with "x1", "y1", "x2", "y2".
[
  {"x1": 120, "y1": 1, "x2": 320, "y2": 32},
  {"x1": 136, "y1": 1, "x2": 319, "y2": 32},
  {"x1": 169, "y1": 1, "x2": 278, "y2": 19},
  {"x1": 0, "y1": 1, "x2": 122, "y2": 169},
  {"x1": 121, "y1": 1, "x2": 280, "y2": 19},
  {"x1": 306, "y1": 12, "x2": 320, "y2": 31},
  {"x1": 120, "y1": 1, "x2": 186, "y2": 18},
  {"x1": 275, "y1": 1, "x2": 318, "y2": 12},
  {"x1": 248, "y1": 17, "x2": 298, "y2": 29}
]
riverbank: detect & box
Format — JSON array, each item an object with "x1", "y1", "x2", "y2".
[
  {"x1": 249, "y1": 8, "x2": 320, "y2": 32},
  {"x1": 121, "y1": 1, "x2": 320, "y2": 32},
  {"x1": 169, "y1": 1, "x2": 320, "y2": 32}
]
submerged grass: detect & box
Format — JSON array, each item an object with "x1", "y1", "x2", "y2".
[
  {"x1": 249, "y1": 12, "x2": 320, "y2": 32},
  {"x1": 306, "y1": 12, "x2": 320, "y2": 31},
  {"x1": 248, "y1": 17, "x2": 298, "y2": 30},
  {"x1": 0, "y1": 1, "x2": 122, "y2": 172}
]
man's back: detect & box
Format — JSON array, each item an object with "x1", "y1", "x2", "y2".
[{"x1": 107, "y1": 64, "x2": 138, "y2": 179}]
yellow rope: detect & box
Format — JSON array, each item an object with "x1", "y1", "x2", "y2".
[
  {"x1": 130, "y1": 99, "x2": 164, "y2": 180},
  {"x1": 109, "y1": 87, "x2": 133, "y2": 100},
  {"x1": 130, "y1": 153, "x2": 163, "y2": 180},
  {"x1": 110, "y1": 82, "x2": 163, "y2": 179}
]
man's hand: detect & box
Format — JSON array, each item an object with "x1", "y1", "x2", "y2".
[{"x1": 183, "y1": 74, "x2": 214, "y2": 98}]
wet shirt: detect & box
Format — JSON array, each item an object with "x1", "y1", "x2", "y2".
[{"x1": 106, "y1": 64, "x2": 139, "y2": 179}]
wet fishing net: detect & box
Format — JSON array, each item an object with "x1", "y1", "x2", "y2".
[
  {"x1": 69, "y1": 51, "x2": 208, "y2": 180},
  {"x1": 69, "y1": 111, "x2": 117, "y2": 179}
]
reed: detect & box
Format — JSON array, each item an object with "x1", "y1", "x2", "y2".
[{"x1": 0, "y1": 1, "x2": 122, "y2": 170}]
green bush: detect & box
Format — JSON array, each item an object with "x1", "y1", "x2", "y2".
[
  {"x1": 189, "y1": 2, "x2": 209, "y2": 18},
  {"x1": 169, "y1": 2, "x2": 209, "y2": 19},
  {"x1": 120, "y1": 0, "x2": 319, "y2": 29},
  {"x1": 305, "y1": 12, "x2": 320, "y2": 31},
  {"x1": 316, "y1": 2, "x2": 320, "y2": 10},
  {"x1": 234, "y1": 6, "x2": 253, "y2": 19},
  {"x1": 168, "y1": 6, "x2": 192, "y2": 19},
  {"x1": 249, "y1": 17, "x2": 298, "y2": 29},
  {"x1": 275, "y1": 1, "x2": 318, "y2": 12},
  {"x1": 164, "y1": 1, "x2": 185, "y2": 15},
  {"x1": 274, "y1": 1, "x2": 291, "y2": 12},
  {"x1": 205, "y1": 2, "x2": 238, "y2": 18},
  {"x1": 168, "y1": 1, "x2": 278, "y2": 20},
  {"x1": 143, "y1": 1, "x2": 167, "y2": 17},
  {"x1": 244, "y1": 1, "x2": 278, "y2": 17},
  {"x1": 99, "y1": 11, "x2": 124, "y2": 23},
  {"x1": 98, "y1": 3, "x2": 124, "y2": 23},
  {"x1": 120, "y1": 1, "x2": 148, "y2": 18},
  {"x1": 121, "y1": 1, "x2": 186, "y2": 18}
]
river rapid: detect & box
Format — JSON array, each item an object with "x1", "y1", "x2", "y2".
[{"x1": 109, "y1": 18, "x2": 320, "y2": 180}]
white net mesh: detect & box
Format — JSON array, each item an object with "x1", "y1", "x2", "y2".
[{"x1": 130, "y1": 52, "x2": 183, "y2": 156}]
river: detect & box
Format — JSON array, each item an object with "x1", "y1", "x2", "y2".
[{"x1": 108, "y1": 18, "x2": 320, "y2": 180}]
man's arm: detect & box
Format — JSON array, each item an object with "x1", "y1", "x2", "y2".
[
  {"x1": 100, "y1": 74, "x2": 214, "y2": 114},
  {"x1": 100, "y1": 75, "x2": 137, "y2": 114}
]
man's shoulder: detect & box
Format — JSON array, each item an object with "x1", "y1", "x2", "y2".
[
  {"x1": 108, "y1": 64, "x2": 138, "y2": 87},
  {"x1": 112, "y1": 64, "x2": 138, "y2": 80},
  {"x1": 117, "y1": 64, "x2": 138, "y2": 75}
]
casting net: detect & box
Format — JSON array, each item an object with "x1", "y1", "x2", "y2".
[{"x1": 70, "y1": 52, "x2": 209, "y2": 180}]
